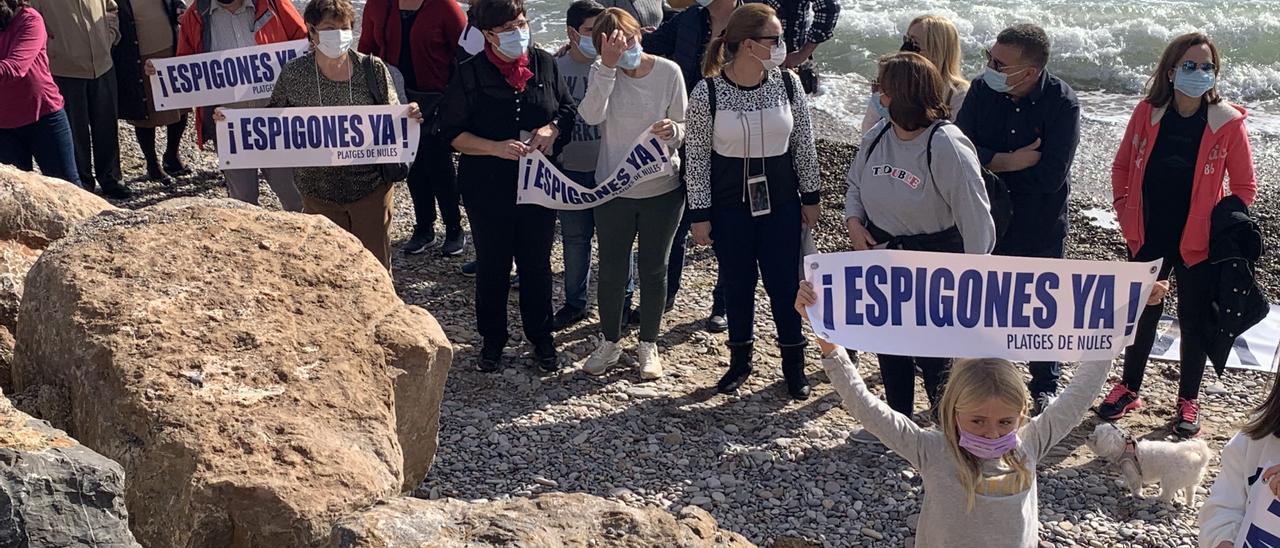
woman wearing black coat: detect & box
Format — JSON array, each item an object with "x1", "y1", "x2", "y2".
[{"x1": 113, "y1": 0, "x2": 188, "y2": 183}]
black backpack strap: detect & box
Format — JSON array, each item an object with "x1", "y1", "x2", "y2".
[
  {"x1": 781, "y1": 69, "x2": 796, "y2": 104},
  {"x1": 705, "y1": 76, "x2": 717, "y2": 119},
  {"x1": 925, "y1": 120, "x2": 950, "y2": 183},
  {"x1": 363, "y1": 54, "x2": 390, "y2": 105},
  {"x1": 862, "y1": 122, "x2": 892, "y2": 161}
]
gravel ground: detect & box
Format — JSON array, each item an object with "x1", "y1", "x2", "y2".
[{"x1": 100, "y1": 115, "x2": 1280, "y2": 547}]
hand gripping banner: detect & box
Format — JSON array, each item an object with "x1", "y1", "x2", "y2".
[
  {"x1": 150, "y1": 40, "x2": 311, "y2": 111},
  {"x1": 802, "y1": 250, "x2": 1163, "y2": 362},
  {"x1": 517, "y1": 130, "x2": 674, "y2": 210}
]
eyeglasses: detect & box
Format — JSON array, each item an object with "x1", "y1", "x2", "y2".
[
  {"x1": 490, "y1": 18, "x2": 528, "y2": 33},
  {"x1": 752, "y1": 35, "x2": 782, "y2": 45},
  {"x1": 1180, "y1": 60, "x2": 1216, "y2": 73},
  {"x1": 983, "y1": 48, "x2": 1024, "y2": 72}
]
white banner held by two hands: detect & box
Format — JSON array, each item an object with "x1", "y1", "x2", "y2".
[
  {"x1": 214, "y1": 106, "x2": 420, "y2": 169},
  {"x1": 517, "y1": 130, "x2": 674, "y2": 210},
  {"x1": 150, "y1": 40, "x2": 311, "y2": 111},
  {"x1": 803, "y1": 250, "x2": 1162, "y2": 362}
]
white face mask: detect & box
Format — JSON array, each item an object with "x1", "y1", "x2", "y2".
[
  {"x1": 316, "y1": 29, "x2": 354, "y2": 59},
  {"x1": 760, "y1": 41, "x2": 786, "y2": 70}
]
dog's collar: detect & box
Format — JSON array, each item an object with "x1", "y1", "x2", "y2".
[{"x1": 1119, "y1": 433, "x2": 1142, "y2": 476}]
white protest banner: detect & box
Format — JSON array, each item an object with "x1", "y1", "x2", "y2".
[
  {"x1": 1234, "y1": 469, "x2": 1280, "y2": 547},
  {"x1": 517, "y1": 131, "x2": 673, "y2": 209},
  {"x1": 803, "y1": 250, "x2": 1162, "y2": 362},
  {"x1": 1151, "y1": 304, "x2": 1280, "y2": 373},
  {"x1": 150, "y1": 40, "x2": 310, "y2": 111},
  {"x1": 214, "y1": 106, "x2": 419, "y2": 169}
]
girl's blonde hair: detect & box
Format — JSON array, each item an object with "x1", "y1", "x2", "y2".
[
  {"x1": 936, "y1": 358, "x2": 1032, "y2": 510},
  {"x1": 700, "y1": 3, "x2": 777, "y2": 78},
  {"x1": 909, "y1": 15, "x2": 968, "y2": 92}
]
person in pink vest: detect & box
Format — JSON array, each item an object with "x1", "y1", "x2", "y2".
[{"x1": 1099, "y1": 32, "x2": 1257, "y2": 439}]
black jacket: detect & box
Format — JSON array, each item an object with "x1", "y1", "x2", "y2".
[
  {"x1": 643, "y1": 3, "x2": 739, "y2": 94},
  {"x1": 1205, "y1": 195, "x2": 1267, "y2": 374},
  {"x1": 113, "y1": 0, "x2": 184, "y2": 121}
]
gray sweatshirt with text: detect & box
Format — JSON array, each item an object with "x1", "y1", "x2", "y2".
[{"x1": 844, "y1": 120, "x2": 996, "y2": 254}]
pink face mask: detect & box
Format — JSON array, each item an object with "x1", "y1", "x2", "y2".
[{"x1": 958, "y1": 428, "x2": 1019, "y2": 459}]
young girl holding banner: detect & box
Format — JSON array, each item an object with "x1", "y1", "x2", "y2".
[
  {"x1": 576, "y1": 8, "x2": 686, "y2": 380},
  {"x1": 844, "y1": 52, "x2": 995, "y2": 439},
  {"x1": 796, "y1": 281, "x2": 1165, "y2": 548},
  {"x1": 1200, "y1": 377, "x2": 1280, "y2": 547},
  {"x1": 685, "y1": 4, "x2": 821, "y2": 400}
]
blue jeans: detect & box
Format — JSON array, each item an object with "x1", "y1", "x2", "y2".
[
  {"x1": 559, "y1": 170, "x2": 633, "y2": 311},
  {"x1": 0, "y1": 109, "x2": 81, "y2": 186}
]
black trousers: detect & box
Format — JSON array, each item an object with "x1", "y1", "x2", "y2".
[
  {"x1": 407, "y1": 135, "x2": 462, "y2": 232},
  {"x1": 463, "y1": 181, "x2": 555, "y2": 349},
  {"x1": 54, "y1": 69, "x2": 121, "y2": 189},
  {"x1": 877, "y1": 355, "x2": 950, "y2": 416},
  {"x1": 1121, "y1": 255, "x2": 1214, "y2": 400},
  {"x1": 710, "y1": 194, "x2": 803, "y2": 347}
]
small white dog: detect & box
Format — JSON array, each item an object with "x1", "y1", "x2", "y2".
[{"x1": 1085, "y1": 423, "x2": 1214, "y2": 505}]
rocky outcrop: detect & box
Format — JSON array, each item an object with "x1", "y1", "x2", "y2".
[
  {"x1": 11, "y1": 199, "x2": 452, "y2": 547},
  {"x1": 329, "y1": 494, "x2": 755, "y2": 547},
  {"x1": 0, "y1": 164, "x2": 114, "y2": 249},
  {"x1": 0, "y1": 394, "x2": 139, "y2": 547},
  {"x1": 0, "y1": 166, "x2": 113, "y2": 390}
]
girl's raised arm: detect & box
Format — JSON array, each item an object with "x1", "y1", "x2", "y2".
[{"x1": 1022, "y1": 359, "x2": 1112, "y2": 458}]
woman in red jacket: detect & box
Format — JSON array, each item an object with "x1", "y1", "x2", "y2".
[
  {"x1": 1100, "y1": 32, "x2": 1257, "y2": 439},
  {"x1": 358, "y1": 0, "x2": 468, "y2": 256}
]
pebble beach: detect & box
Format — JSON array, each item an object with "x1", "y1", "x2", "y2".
[{"x1": 96, "y1": 93, "x2": 1280, "y2": 545}]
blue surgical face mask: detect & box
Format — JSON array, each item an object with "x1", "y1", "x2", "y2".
[
  {"x1": 1174, "y1": 67, "x2": 1216, "y2": 98},
  {"x1": 982, "y1": 66, "x2": 1014, "y2": 93},
  {"x1": 577, "y1": 35, "x2": 598, "y2": 58},
  {"x1": 494, "y1": 26, "x2": 530, "y2": 58},
  {"x1": 617, "y1": 42, "x2": 643, "y2": 70},
  {"x1": 870, "y1": 92, "x2": 891, "y2": 124}
]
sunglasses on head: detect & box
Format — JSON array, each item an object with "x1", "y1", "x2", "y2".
[{"x1": 1180, "y1": 60, "x2": 1216, "y2": 73}]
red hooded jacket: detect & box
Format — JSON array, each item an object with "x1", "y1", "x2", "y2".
[
  {"x1": 357, "y1": 0, "x2": 466, "y2": 93},
  {"x1": 1112, "y1": 99, "x2": 1257, "y2": 266}
]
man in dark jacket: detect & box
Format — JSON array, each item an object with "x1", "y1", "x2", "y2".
[
  {"x1": 758, "y1": 0, "x2": 839, "y2": 94},
  {"x1": 956, "y1": 23, "x2": 1081, "y2": 414}
]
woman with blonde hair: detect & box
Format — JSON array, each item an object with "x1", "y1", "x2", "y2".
[
  {"x1": 685, "y1": 3, "x2": 821, "y2": 400},
  {"x1": 577, "y1": 7, "x2": 687, "y2": 380},
  {"x1": 861, "y1": 14, "x2": 968, "y2": 133}
]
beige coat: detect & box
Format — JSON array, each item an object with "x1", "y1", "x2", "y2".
[{"x1": 30, "y1": 0, "x2": 121, "y2": 79}]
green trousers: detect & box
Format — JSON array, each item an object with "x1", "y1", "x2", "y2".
[{"x1": 593, "y1": 188, "x2": 685, "y2": 342}]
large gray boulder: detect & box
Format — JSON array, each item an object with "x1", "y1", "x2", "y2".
[{"x1": 0, "y1": 394, "x2": 139, "y2": 547}]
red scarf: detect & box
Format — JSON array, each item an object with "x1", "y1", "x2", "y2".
[{"x1": 485, "y1": 44, "x2": 534, "y2": 92}]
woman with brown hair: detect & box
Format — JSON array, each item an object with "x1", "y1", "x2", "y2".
[
  {"x1": 114, "y1": 0, "x2": 189, "y2": 183},
  {"x1": 1100, "y1": 32, "x2": 1257, "y2": 439},
  {"x1": 684, "y1": 3, "x2": 820, "y2": 400},
  {"x1": 842, "y1": 52, "x2": 995, "y2": 442}
]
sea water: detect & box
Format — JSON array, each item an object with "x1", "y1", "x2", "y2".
[{"x1": 323, "y1": 0, "x2": 1280, "y2": 193}]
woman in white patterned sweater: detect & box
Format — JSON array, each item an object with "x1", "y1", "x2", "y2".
[{"x1": 684, "y1": 3, "x2": 821, "y2": 400}]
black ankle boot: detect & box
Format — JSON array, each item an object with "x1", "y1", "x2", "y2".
[
  {"x1": 781, "y1": 343, "x2": 810, "y2": 400},
  {"x1": 478, "y1": 340, "x2": 504, "y2": 372},
  {"x1": 717, "y1": 341, "x2": 754, "y2": 394}
]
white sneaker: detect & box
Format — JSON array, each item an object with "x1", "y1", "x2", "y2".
[
  {"x1": 583, "y1": 340, "x2": 621, "y2": 375},
  {"x1": 638, "y1": 341, "x2": 663, "y2": 380}
]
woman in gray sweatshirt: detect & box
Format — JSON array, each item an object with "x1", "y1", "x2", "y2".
[
  {"x1": 576, "y1": 8, "x2": 687, "y2": 380},
  {"x1": 842, "y1": 52, "x2": 996, "y2": 435}
]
